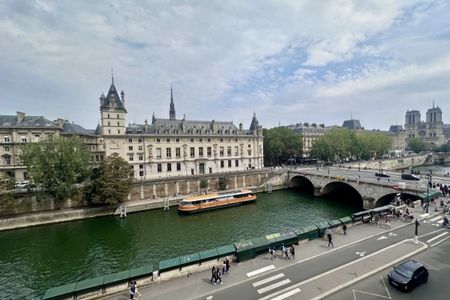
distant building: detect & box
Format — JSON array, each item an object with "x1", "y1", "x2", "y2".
[
  {"x1": 388, "y1": 125, "x2": 407, "y2": 152},
  {"x1": 287, "y1": 122, "x2": 327, "y2": 156},
  {"x1": 404, "y1": 104, "x2": 445, "y2": 147},
  {"x1": 342, "y1": 119, "x2": 363, "y2": 130}
]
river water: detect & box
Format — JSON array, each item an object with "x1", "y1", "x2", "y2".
[{"x1": 0, "y1": 189, "x2": 360, "y2": 299}]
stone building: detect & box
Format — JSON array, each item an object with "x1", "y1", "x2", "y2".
[
  {"x1": 404, "y1": 104, "x2": 445, "y2": 147},
  {"x1": 287, "y1": 123, "x2": 327, "y2": 156},
  {"x1": 0, "y1": 113, "x2": 102, "y2": 181},
  {"x1": 388, "y1": 125, "x2": 407, "y2": 152},
  {"x1": 98, "y1": 78, "x2": 264, "y2": 179}
]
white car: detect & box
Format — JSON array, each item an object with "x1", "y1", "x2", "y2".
[{"x1": 15, "y1": 180, "x2": 30, "y2": 189}]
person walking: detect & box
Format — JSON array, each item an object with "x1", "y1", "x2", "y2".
[
  {"x1": 129, "y1": 281, "x2": 136, "y2": 300},
  {"x1": 215, "y1": 268, "x2": 223, "y2": 285},
  {"x1": 290, "y1": 245, "x2": 295, "y2": 259},
  {"x1": 342, "y1": 224, "x2": 347, "y2": 235},
  {"x1": 269, "y1": 247, "x2": 275, "y2": 260},
  {"x1": 210, "y1": 266, "x2": 216, "y2": 284},
  {"x1": 326, "y1": 228, "x2": 334, "y2": 248},
  {"x1": 224, "y1": 257, "x2": 230, "y2": 273}
]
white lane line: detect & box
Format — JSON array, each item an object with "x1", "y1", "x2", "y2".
[
  {"x1": 257, "y1": 279, "x2": 291, "y2": 294},
  {"x1": 247, "y1": 265, "x2": 275, "y2": 277},
  {"x1": 420, "y1": 213, "x2": 431, "y2": 218},
  {"x1": 269, "y1": 288, "x2": 301, "y2": 300},
  {"x1": 381, "y1": 275, "x2": 392, "y2": 299},
  {"x1": 252, "y1": 273, "x2": 285, "y2": 287},
  {"x1": 426, "y1": 232, "x2": 448, "y2": 244},
  {"x1": 430, "y1": 236, "x2": 450, "y2": 248},
  {"x1": 429, "y1": 216, "x2": 442, "y2": 222}
]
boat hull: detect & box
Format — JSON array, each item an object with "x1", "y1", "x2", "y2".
[{"x1": 178, "y1": 194, "x2": 256, "y2": 214}]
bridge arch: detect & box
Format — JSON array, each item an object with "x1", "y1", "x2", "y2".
[
  {"x1": 375, "y1": 192, "x2": 421, "y2": 207},
  {"x1": 289, "y1": 175, "x2": 315, "y2": 195},
  {"x1": 321, "y1": 181, "x2": 364, "y2": 209}
]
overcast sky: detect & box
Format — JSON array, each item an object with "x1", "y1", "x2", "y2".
[{"x1": 1, "y1": 0, "x2": 450, "y2": 130}]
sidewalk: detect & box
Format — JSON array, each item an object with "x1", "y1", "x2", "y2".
[{"x1": 104, "y1": 206, "x2": 433, "y2": 300}]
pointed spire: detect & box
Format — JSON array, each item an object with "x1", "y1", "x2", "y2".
[
  {"x1": 111, "y1": 68, "x2": 114, "y2": 85},
  {"x1": 152, "y1": 112, "x2": 156, "y2": 124},
  {"x1": 250, "y1": 113, "x2": 259, "y2": 131},
  {"x1": 169, "y1": 84, "x2": 176, "y2": 120}
]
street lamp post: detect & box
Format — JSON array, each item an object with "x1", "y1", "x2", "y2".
[
  {"x1": 358, "y1": 162, "x2": 360, "y2": 172},
  {"x1": 426, "y1": 172, "x2": 432, "y2": 213},
  {"x1": 378, "y1": 161, "x2": 382, "y2": 174}
]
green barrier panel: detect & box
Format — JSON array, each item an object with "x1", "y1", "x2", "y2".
[
  {"x1": 129, "y1": 264, "x2": 154, "y2": 279},
  {"x1": 199, "y1": 248, "x2": 219, "y2": 261},
  {"x1": 339, "y1": 216, "x2": 352, "y2": 225},
  {"x1": 159, "y1": 257, "x2": 181, "y2": 272},
  {"x1": 265, "y1": 232, "x2": 284, "y2": 248},
  {"x1": 180, "y1": 252, "x2": 201, "y2": 267},
  {"x1": 74, "y1": 276, "x2": 104, "y2": 293},
  {"x1": 327, "y1": 219, "x2": 342, "y2": 229},
  {"x1": 315, "y1": 221, "x2": 329, "y2": 237},
  {"x1": 251, "y1": 236, "x2": 271, "y2": 253},
  {"x1": 235, "y1": 239, "x2": 256, "y2": 262},
  {"x1": 103, "y1": 270, "x2": 130, "y2": 286},
  {"x1": 277, "y1": 230, "x2": 298, "y2": 246},
  {"x1": 302, "y1": 225, "x2": 319, "y2": 240},
  {"x1": 217, "y1": 244, "x2": 236, "y2": 257},
  {"x1": 293, "y1": 227, "x2": 308, "y2": 241},
  {"x1": 43, "y1": 282, "x2": 76, "y2": 300}
]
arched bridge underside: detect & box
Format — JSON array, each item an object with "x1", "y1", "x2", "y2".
[{"x1": 288, "y1": 171, "x2": 423, "y2": 210}]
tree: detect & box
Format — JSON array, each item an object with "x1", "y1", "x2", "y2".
[
  {"x1": 217, "y1": 176, "x2": 228, "y2": 190},
  {"x1": 433, "y1": 142, "x2": 450, "y2": 153},
  {"x1": 21, "y1": 137, "x2": 91, "y2": 203},
  {"x1": 86, "y1": 155, "x2": 133, "y2": 204},
  {"x1": 263, "y1": 127, "x2": 303, "y2": 166},
  {"x1": 408, "y1": 137, "x2": 428, "y2": 153}
]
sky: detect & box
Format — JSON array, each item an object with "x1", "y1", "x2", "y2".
[{"x1": 1, "y1": 0, "x2": 450, "y2": 131}]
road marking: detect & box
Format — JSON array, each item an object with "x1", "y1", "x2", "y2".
[
  {"x1": 381, "y1": 275, "x2": 392, "y2": 299},
  {"x1": 419, "y1": 228, "x2": 445, "y2": 238},
  {"x1": 269, "y1": 288, "x2": 301, "y2": 300},
  {"x1": 355, "y1": 251, "x2": 366, "y2": 257},
  {"x1": 420, "y1": 213, "x2": 431, "y2": 218},
  {"x1": 377, "y1": 236, "x2": 387, "y2": 240},
  {"x1": 426, "y1": 232, "x2": 448, "y2": 243},
  {"x1": 353, "y1": 289, "x2": 391, "y2": 299},
  {"x1": 430, "y1": 216, "x2": 442, "y2": 222},
  {"x1": 252, "y1": 273, "x2": 285, "y2": 287},
  {"x1": 246, "y1": 265, "x2": 275, "y2": 277},
  {"x1": 256, "y1": 279, "x2": 291, "y2": 294},
  {"x1": 421, "y1": 261, "x2": 440, "y2": 270},
  {"x1": 206, "y1": 296, "x2": 213, "y2": 300},
  {"x1": 388, "y1": 232, "x2": 397, "y2": 236},
  {"x1": 430, "y1": 236, "x2": 450, "y2": 248}
]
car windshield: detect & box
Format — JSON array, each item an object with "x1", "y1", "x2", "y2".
[{"x1": 395, "y1": 265, "x2": 414, "y2": 278}]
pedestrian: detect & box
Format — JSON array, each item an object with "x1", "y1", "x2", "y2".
[
  {"x1": 285, "y1": 247, "x2": 290, "y2": 259},
  {"x1": 129, "y1": 281, "x2": 136, "y2": 300},
  {"x1": 215, "y1": 268, "x2": 223, "y2": 285},
  {"x1": 225, "y1": 257, "x2": 230, "y2": 273},
  {"x1": 290, "y1": 245, "x2": 295, "y2": 259},
  {"x1": 342, "y1": 224, "x2": 347, "y2": 235},
  {"x1": 133, "y1": 281, "x2": 141, "y2": 299},
  {"x1": 269, "y1": 247, "x2": 274, "y2": 260},
  {"x1": 210, "y1": 266, "x2": 216, "y2": 284},
  {"x1": 327, "y1": 228, "x2": 334, "y2": 248}
]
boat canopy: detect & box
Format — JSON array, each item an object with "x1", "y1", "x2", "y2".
[{"x1": 181, "y1": 189, "x2": 253, "y2": 203}]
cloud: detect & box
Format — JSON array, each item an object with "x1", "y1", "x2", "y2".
[{"x1": 0, "y1": 0, "x2": 449, "y2": 131}]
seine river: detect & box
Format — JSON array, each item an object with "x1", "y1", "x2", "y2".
[{"x1": 0, "y1": 189, "x2": 360, "y2": 299}]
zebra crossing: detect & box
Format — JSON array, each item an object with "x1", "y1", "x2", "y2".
[
  {"x1": 247, "y1": 266, "x2": 301, "y2": 300},
  {"x1": 423, "y1": 215, "x2": 446, "y2": 227}
]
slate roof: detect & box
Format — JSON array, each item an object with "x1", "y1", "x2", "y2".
[
  {"x1": 0, "y1": 115, "x2": 58, "y2": 129},
  {"x1": 249, "y1": 113, "x2": 259, "y2": 131},
  {"x1": 342, "y1": 119, "x2": 362, "y2": 130},
  {"x1": 389, "y1": 125, "x2": 404, "y2": 133},
  {"x1": 100, "y1": 80, "x2": 127, "y2": 112},
  {"x1": 61, "y1": 121, "x2": 97, "y2": 136}
]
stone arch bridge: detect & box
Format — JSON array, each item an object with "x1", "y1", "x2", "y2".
[{"x1": 267, "y1": 169, "x2": 428, "y2": 209}]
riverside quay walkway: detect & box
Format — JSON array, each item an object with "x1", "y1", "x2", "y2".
[{"x1": 84, "y1": 205, "x2": 450, "y2": 300}]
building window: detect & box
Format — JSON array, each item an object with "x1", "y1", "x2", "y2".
[
  {"x1": 139, "y1": 171, "x2": 144, "y2": 177},
  {"x1": 209, "y1": 167, "x2": 212, "y2": 174},
  {"x1": 248, "y1": 144, "x2": 251, "y2": 148},
  {"x1": 156, "y1": 138, "x2": 160, "y2": 143},
  {"x1": 199, "y1": 138, "x2": 202, "y2": 142},
  {"x1": 129, "y1": 155, "x2": 134, "y2": 161},
  {"x1": 190, "y1": 147, "x2": 195, "y2": 157},
  {"x1": 167, "y1": 163, "x2": 172, "y2": 172},
  {"x1": 157, "y1": 163, "x2": 162, "y2": 172},
  {"x1": 129, "y1": 146, "x2": 133, "y2": 151},
  {"x1": 118, "y1": 129, "x2": 121, "y2": 134},
  {"x1": 21, "y1": 137, "x2": 27, "y2": 143},
  {"x1": 138, "y1": 146, "x2": 143, "y2": 151},
  {"x1": 138, "y1": 155, "x2": 143, "y2": 161},
  {"x1": 166, "y1": 148, "x2": 172, "y2": 158},
  {"x1": 139, "y1": 164, "x2": 144, "y2": 169},
  {"x1": 235, "y1": 160, "x2": 239, "y2": 167},
  {"x1": 108, "y1": 122, "x2": 110, "y2": 126},
  {"x1": 248, "y1": 150, "x2": 252, "y2": 156},
  {"x1": 117, "y1": 122, "x2": 120, "y2": 126},
  {"x1": 166, "y1": 138, "x2": 170, "y2": 143},
  {"x1": 207, "y1": 147, "x2": 212, "y2": 157},
  {"x1": 3, "y1": 137, "x2": 10, "y2": 143},
  {"x1": 4, "y1": 156, "x2": 11, "y2": 165},
  {"x1": 117, "y1": 114, "x2": 120, "y2": 119},
  {"x1": 4, "y1": 147, "x2": 10, "y2": 152},
  {"x1": 190, "y1": 138, "x2": 194, "y2": 142},
  {"x1": 176, "y1": 162, "x2": 181, "y2": 171},
  {"x1": 220, "y1": 160, "x2": 224, "y2": 168},
  {"x1": 138, "y1": 138, "x2": 142, "y2": 143},
  {"x1": 191, "y1": 169, "x2": 194, "y2": 175},
  {"x1": 108, "y1": 129, "x2": 111, "y2": 134},
  {"x1": 108, "y1": 114, "x2": 110, "y2": 118},
  {"x1": 220, "y1": 147, "x2": 224, "y2": 156},
  {"x1": 156, "y1": 148, "x2": 162, "y2": 158},
  {"x1": 176, "y1": 138, "x2": 180, "y2": 142},
  {"x1": 228, "y1": 160, "x2": 232, "y2": 167},
  {"x1": 207, "y1": 138, "x2": 211, "y2": 142},
  {"x1": 227, "y1": 147, "x2": 231, "y2": 156},
  {"x1": 175, "y1": 147, "x2": 181, "y2": 158},
  {"x1": 199, "y1": 147, "x2": 204, "y2": 157}
]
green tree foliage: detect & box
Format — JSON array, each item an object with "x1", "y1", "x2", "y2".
[
  {"x1": 21, "y1": 137, "x2": 91, "y2": 202},
  {"x1": 217, "y1": 176, "x2": 228, "y2": 190},
  {"x1": 85, "y1": 155, "x2": 133, "y2": 204},
  {"x1": 263, "y1": 127, "x2": 303, "y2": 166},
  {"x1": 434, "y1": 143, "x2": 450, "y2": 153},
  {"x1": 0, "y1": 174, "x2": 14, "y2": 192},
  {"x1": 310, "y1": 128, "x2": 391, "y2": 162},
  {"x1": 407, "y1": 137, "x2": 428, "y2": 153}
]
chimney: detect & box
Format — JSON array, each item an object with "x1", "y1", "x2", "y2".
[
  {"x1": 239, "y1": 123, "x2": 243, "y2": 131},
  {"x1": 144, "y1": 119, "x2": 149, "y2": 132},
  {"x1": 16, "y1": 111, "x2": 25, "y2": 123},
  {"x1": 56, "y1": 118, "x2": 64, "y2": 129},
  {"x1": 121, "y1": 91, "x2": 125, "y2": 106},
  {"x1": 99, "y1": 93, "x2": 106, "y2": 107}
]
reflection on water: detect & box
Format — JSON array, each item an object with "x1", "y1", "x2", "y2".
[{"x1": 0, "y1": 189, "x2": 359, "y2": 299}]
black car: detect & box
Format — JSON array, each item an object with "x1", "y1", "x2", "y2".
[
  {"x1": 388, "y1": 260, "x2": 428, "y2": 292},
  {"x1": 375, "y1": 172, "x2": 390, "y2": 177},
  {"x1": 401, "y1": 173, "x2": 420, "y2": 181}
]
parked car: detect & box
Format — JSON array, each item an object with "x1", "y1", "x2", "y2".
[
  {"x1": 375, "y1": 172, "x2": 390, "y2": 177},
  {"x1": 401, "y1": 174, "x2": 420, "y2": 181},
  {"x1": 15, "y1": 180, "x2": 30, "y2": 189},
  {"x1": 388, "y1": 260, "x2": 428, "y2": 292}
]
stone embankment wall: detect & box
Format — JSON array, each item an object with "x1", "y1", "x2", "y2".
[{"x1": 0, "y1": 169, "x2": 287, "y2": 219}]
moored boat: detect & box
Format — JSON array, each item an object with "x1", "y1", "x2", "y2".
[{"x1": 178, "y1": 189, "x2": 256, "y2": 213}]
